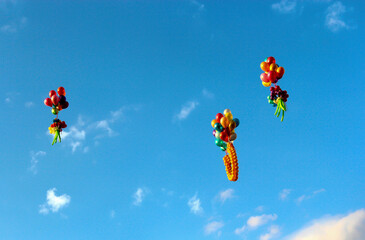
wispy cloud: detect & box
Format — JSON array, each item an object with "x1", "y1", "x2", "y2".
[
  {"x1": 235, "y1": 214, "x2": 278, "y2": 235},
  {"x1": 272, "y1": 0, "x2": 297, "y2": 14},
  {"x1": 279, "y1": 189, "x2": 292, "y2": 200},
  {"x1": 256, "y1": 206, "x2": 265, "y2": 212},
  {"x1": 39, "y1": 188, "x2": 71, "y2": 215},
  {"x1": 325, "y1": 1, "x2": 352, "y2": 32},
  {"x1": 175, "y1": 101, "x2": 199, "y2": 121},
  {"x1": 0, "y1": 0, "x2": 27, "y2": 34},
  {"x1": 202, "y1": 88, "x2": 214, "y2": 99},
  {"x1": 204, "y1": 221, "x2": 224, "y2": 236},
  {"x1": 260, "y1": 225, "x2": 280, "y2": 240},
  {"x1": 188, "y1": 194, "x2": 203, "y2": 215},
  {"x1": 25, "y1": 101, "x2": 34, "y2": 108},
  {"x1": 218, "y1": 188, "x2": 234, "y2": 203},
  {"x1": 286, "y1": 209, "x2": 365, "y2": 240},
  {"x1": 55, "y1": 106, "x2": 140, "y2": 153},
  {"x1": 133, "y1": 188, "x2": 146, "y2": 206},
  {"x1": 110, "y1": 210, "x2": 116, "y2": 219},
  {"x1": 191, "y1": 0, "x2": 205, "y2": 12},
  {"x1": 296, "y1": 188, "x2": 325, "y2": 204},
  {"x1": 29, "y1": 151, "x2": 46, "y2": 175}
]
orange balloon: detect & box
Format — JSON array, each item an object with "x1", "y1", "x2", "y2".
[
  {"x1": 220, "y1": 117, "x2": 229, "y2": 128},
  {"x1": 260, "y1": 62, "x2": 270, "y2": 72},
  {"x1": 276, "y1": 67, "x2": 285, "y2": 79},
  {"x1": 211, "y1": 119, "x2": 217, "y2": 128}
]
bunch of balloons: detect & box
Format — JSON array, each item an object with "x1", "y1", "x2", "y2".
[
  {"x1": 260, "y1": 56, "x2": 289, "y2": 121},
  {"x1": 211, "y1": 109, "x2": 240, "y2": 181},
  {"x1": 44, "y1": 87, "x2": 69, "y2": 145}
]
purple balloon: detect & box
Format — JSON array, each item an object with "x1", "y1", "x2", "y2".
[{"x1": 213, "y1": 129, "x2": 216, "y2": 137}]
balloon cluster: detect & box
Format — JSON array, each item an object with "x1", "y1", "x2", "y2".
[
  {"x1": 49, "y1": 119, "x2": 67, "y2": 145},
  {"x1": 260, "y1": 56, "x2": 289, "y2": 121},
  {"x1": 211, "y1": 109, "x2": 240, "y2": 182},
  {"x1": 44, "y1": 87, "x2": 69, "y2": 145},
  {"x1": 211, "y1": 109, "x2": 240, "y2": 151}
]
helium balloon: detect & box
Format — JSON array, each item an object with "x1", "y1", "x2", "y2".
[
  {"x1": 259, "y1": 57, "x2": 289, "y2": 121},
  {"x1": 220, "y1": 117, "x2": 229, "y2": 128},
  {"x1": 57, "y1": 87, "x2": 66, "y2": 96},
  {"x1": 260, "y1": 62, "x2": 270, "y2": 72},
  {"x1": 51, "y1": 95, "x2": 59, "y2": 105},
  {"x1": 44, "y1": 87, "x2": 69, "y2": 145},
  {"x1": 211, "y1": 119, "x2": 218, "y2": 128},
  {"x1": 49, "y1": 90, "x2": 57, "y2": 98},
  {"x1": 211, "y1": 109, "x2": 240, "y2": 181},
  {"x1": 44, "y1": 98, "x2": 53, "y2": 107}
]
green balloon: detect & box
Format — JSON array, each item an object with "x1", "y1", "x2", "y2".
[
  {"x1": 215, "y1": 139, "x2": 224, "y2": 147},
  {"x1": 220, "y1": 146, "x2": 227, "y2": 151},
  {"x1": 51, "y1": 108, "x2": 58, "y2": 115}
]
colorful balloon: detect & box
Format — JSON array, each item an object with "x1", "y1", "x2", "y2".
[
  {"x1": 44, "y1": 87, "x2": 69, "y2": 145},
  {"x1": 260, "y1": 62, "x2": 270, "y2": 72},
  {"x1": 211, "y1": 109, "x2": 240, "y2": 181},
  {"x1": 57, "y1": 86, "x2": 66, "y2": 96},
  {"x1": 259, "y1": 57, "x2": 289, "y2": 121},
  {"x1": 49, "y1": 90, "x2": 57, "y2": 98},
  {"x1": 44, "y1": 98, "x2": 53, "y2": 107}
]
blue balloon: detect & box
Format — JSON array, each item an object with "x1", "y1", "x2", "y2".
[{"x1": 233, "y1": 118, "x2": 240, "y2": 127}]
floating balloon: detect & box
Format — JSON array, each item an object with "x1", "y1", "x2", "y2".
[
  {"x1": 44, "y1": 87, "x2": 69, "y2": 145},
  {"x1": 259, "y1": 57, "x2": 289, "y2": 121},
  {"x1": 211, "y1": 109, "x2": 240, "y2": 181}
]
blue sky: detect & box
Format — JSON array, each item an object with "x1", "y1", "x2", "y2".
[{"x1": 1, "y1": 0, "x2": 364, "y2": 239}]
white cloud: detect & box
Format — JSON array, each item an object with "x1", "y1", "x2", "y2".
[
  {"x1": 218, "y1": 189, "x2": 234, "y2": 203},
  {"x1": 325, "y1": 1, "x2": 351, "y2": 32},
  {"x1": 204, "y1": 221, "x2": 224, "y2": 235},
  {"x1": 133, "y1": 188, "x2": 146, "y2": 206},
  {"x1": 191, "y1": 0, "x2": 205, "y2": 11},
  {"x1": 1, "y1": 17, "x2": 27, "y2": 34},
  {"x1": 96, "y1": 120, "x2": 114, "y2": 137},
  {"x1": 202, "y1": 88, "x2": 214, "y2": 99},
  {"x1": 296, "y1": 188, "x2": 325, "y2": 204},
  {"x1": 272, "y1": 0, "x2": 297, "y2": 14},
  {"x1": 25, "y1": 101, "x2": 34, "y2": 108},
  {"x1": 286, "y1": 209, "x2": 365, "y2": 240},
  {"x1": 29, "y1": 151, "x2": 46, "y2": 174},
  {"x1": 279, "y1": 189, "x2": 292, "y2": 200},
  {"x1": 247, "y1": 214, "x2": 278, "y2": 229},
  {"x1": 188, "y1": 194, "x2": 203, "y2": 215},
  {"x1": 175, "y1": 101, "x2": 199, "y2": 120},
  {"x1": 5, "y1": 97, "x2": 10, "y2": 103},
  {"x1": 260, "y1": 225, "x2": 280, "y2": 240},
  {"x1": 39, "y1": 188, "x2": 71, "y2": 214},
  {"x1": 235, "y1": 214, "x2": 278, "y2": 235},
  {"x1": 256, "y1": 206, "x2": 265, "y2": 212},
  {"x1": 110, "y1": 210, "x2": 116, "y2": 218}
]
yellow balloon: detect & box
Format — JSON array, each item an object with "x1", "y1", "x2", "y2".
[
  {"x1": 223, "y1": 109, "x2": 231, "y2": 115},
  {"x1": 225, "y1": 112, "x2": 233, "y2": 121},
  {"x1": 269, "y1": 63, "x2": 277, "y2": 71},
  {"x1": 211, "y1": 119, "x2": 217, "y2": 128},
  {"x1": 220, "y1": 117, "x2": 229, "y2": 128},
  {"x1": 262, "y1": 81, "x2": 271, "y2": 87}
]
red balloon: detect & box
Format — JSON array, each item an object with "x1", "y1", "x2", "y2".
[
  {"x1": 216, "y1": 113, "x2": 224, "y2": 122},
  {"x1": 267, "y1": 71, "x2": 277, "y2": 82},
  {"x1": 260, "y1": 73, "x2": 270, "y2": 82},
  {"x1": 266, "y1": 56, "x2": 276, "y2": 65},
  {"x1": 220, "y1": 131, "x2": 228, "y2": 142},
  {"x1": 49, "y1": 90, "x2": 57, "y2": 98},
  {"x1": 44, "y1": 98, "x2": 53, "y2": 107},
  {"x1": 57, "y1": 86, "x2": 66, "y2": 96},
  {"x1": 51, "y1": 95, "x2": 59, "y2": 105}
]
